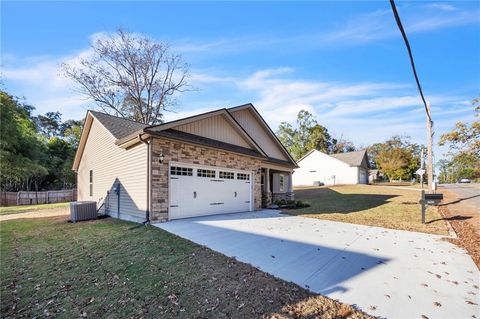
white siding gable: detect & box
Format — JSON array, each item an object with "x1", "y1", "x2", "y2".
[
  {"x1": 293, "y1": 150, "x2": 360, "y2": 186},
  {"x1": 230, "y1": 108, "x2": 288, "y2": 160},
  {"x1": 172, "y1": 114, "x2": 252, "y2": 149},
  {"x1": 77, "y1": 119, "x2": 148, "y2": 222}
]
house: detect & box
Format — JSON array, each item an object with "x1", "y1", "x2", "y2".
[
  {"x1": 72, "y1": 103, "x2": 297, "y2": 223},
  {"x1": 293, "y1": 149, "x2": 369, "y2": 186},
  {"x1": 368, "y1": 169, "x2": 385, "y2": 183}
]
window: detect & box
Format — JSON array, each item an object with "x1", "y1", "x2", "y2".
[
  {"x1": 89, "y1": 170, "x2": 93, "y2": 196},
  {"x1": 197, "y1": 169, "x2": 216, "y2": 178},
  {"x1": 219, "y1": 171, "x2": 234, "y2": 179},
  {"x1": 170, "y1": 166, "x2": 193, "y2": 176},
  {"x1": 237, "y1": 173, "x2": 250, "y2": 180},
  {"x1": 279, "y1": 174, "x2": 285, "y2": 192}
]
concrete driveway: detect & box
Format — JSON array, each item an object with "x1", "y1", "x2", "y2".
[{"x1": 155, "y1": 210, "x2": 479, "y2": 319}]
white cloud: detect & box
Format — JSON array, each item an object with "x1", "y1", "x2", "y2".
[
  {"x1": 168, "y1": 3, "x2": 479, "y2": 56},
  {"x1": 425, "y1": 3, "x2": 457, "y2": 12},
  {"x1": 321, "y1": 4, "x2": 479, "y2": 45},
  {"x1": 185, "y1": 67, "x2": 472, "y2": 151},
  {"x1": 1, "y1": 50, "x2": 94, "y2": 118}
]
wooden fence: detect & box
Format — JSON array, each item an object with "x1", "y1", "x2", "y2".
[{"x1": 0, "y1": 189, "x2": 77, "y2": 206}]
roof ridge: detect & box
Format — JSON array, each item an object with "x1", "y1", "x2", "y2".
[{"x1": 89, "y1": 110, "x2": 149, "y2": 126}]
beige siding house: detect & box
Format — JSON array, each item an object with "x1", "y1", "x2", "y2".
[{"x1": 73, "y1": 103, "x2": 297, "y2": 223}]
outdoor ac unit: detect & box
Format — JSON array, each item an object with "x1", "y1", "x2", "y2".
[{"x1": 70, "y1": 201, "x2": 97, "y2": 222}]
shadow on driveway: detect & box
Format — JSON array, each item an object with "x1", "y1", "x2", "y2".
[{"x1": 156, "y1": 211, "x2": 388, "y2": 296}]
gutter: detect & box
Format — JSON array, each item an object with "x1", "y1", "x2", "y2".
[{"x1": 139, "y1": 134, "x2": 151, "y2": 225}]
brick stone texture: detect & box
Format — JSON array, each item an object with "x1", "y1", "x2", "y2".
[
  {"x1": 272, "y1": 192, "x2": 295, "y2": 203},
  {"x1": 150, "y1": 138, "x2": 264, "y2": 221}
]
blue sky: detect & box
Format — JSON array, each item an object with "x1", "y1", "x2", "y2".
[{"x1": 2, "y1": 1, "x2": 479, "y2": 156}]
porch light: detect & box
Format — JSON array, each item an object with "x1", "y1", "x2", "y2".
[{"x1": 159, "y1": 152, "x2": 165, "y2": 164}]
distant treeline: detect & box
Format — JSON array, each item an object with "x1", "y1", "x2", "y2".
[{"x1": 0, "y1": 91, "x2": 82, "y2": 191}]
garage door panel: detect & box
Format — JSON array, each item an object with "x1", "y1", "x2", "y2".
[{"x1": 168, "y1": 163, "x2": 252, "y2": 220}]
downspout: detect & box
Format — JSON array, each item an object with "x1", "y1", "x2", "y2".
[{"x1": 139, "y1": 134, "x2": 151, "y2": 225}]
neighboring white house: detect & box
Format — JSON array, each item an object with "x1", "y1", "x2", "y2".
[{"x1": 293, "y1": 149, "x2": 369, "y2": 186}]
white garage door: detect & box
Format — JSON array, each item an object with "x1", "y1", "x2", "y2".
[
  {"x1": 168, "y1": 162, "x2": 253, "y2": 220},
  {"x1": 359, "y1": 169, "x2": 368, "y2": 184}
]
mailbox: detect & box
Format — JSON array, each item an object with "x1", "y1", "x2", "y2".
[
  {"x1": 422, "y1": 193, "x2": 443, "y2": 205},
  {"x1": 420, "y1": 191, "x2": 443, "y2": 224}
]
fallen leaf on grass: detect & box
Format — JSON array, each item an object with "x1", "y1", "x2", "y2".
[{"x1": 168, "y1": 294, "x2": 179, "y2": 306}]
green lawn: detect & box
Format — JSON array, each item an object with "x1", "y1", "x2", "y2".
[
  {"x1": 0, "y1": 216, "x2": 370, "y2": 319},
  {"x1": 287, "y1": 185, "x2": 449, "y2": 235},
  {"x1": 0, "y1": 202, "x2": 69, "y2": 215}
]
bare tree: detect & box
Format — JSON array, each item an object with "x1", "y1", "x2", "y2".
[{"x1": 63, "y1": 29, "x2": 189, "y2": 124}]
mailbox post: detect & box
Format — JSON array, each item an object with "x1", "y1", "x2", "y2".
[{"x1": 419, "y1": 191, "x2": 443, "y2": 224}]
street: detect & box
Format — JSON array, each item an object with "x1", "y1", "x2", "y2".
[{"x1": 440, "y1": 183, "x2": 480, "y2": 214}]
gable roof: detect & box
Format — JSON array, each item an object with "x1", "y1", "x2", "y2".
[
  {"x1": 330, "y1": 150, "x2": 369, "y2": 168},
  {"x1": 90, "y1": 111, "x2": 148, "y2": 140},
  {"x1": 227, "y1": 103, "x2": 297, "y2": 166},
  {"x1": 296, "y1": 149, "x2": 369, "y2": 169},
  {"x1": 142, "y1": 108, "x2": 267, "y2": 157},
  {"x1": 73, "y1": 104, "x2": 297, "y2": 171},
  {"x1": 147, "y1": 129, "x2": 263, "y2": 158}
]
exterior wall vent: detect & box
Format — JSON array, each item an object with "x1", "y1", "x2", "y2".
[{"x1": 70, "y1": 201, "x2": 97, "y2": 222}]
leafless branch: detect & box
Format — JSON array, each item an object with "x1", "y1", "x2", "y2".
[{"x1": 62, "y1": 28, "x2": 190, "y2": 124}]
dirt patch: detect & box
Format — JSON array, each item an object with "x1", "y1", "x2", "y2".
[{"x1": 0, "y1": 207, "x2": 69, "y2": 221}]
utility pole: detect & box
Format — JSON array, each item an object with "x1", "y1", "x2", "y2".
[
  {"x1": 426, "y1": 101, "x2": 434, "y2": 193},
  {"x1": 420, "y1": 148, "x2": 424, "y2": 189}
]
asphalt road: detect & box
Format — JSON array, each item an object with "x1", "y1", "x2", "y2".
[{"x1": 440, "y1": 183, "x2": 480, "y2": 213}]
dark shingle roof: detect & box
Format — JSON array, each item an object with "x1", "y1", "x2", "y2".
[
  {"x1": 145, "y1": 129, "x2": 264, "y2": 158},
  {"x1": 331, "y1": 150, "x2": 368, "y2": 168},
  {"x1": 90, "y1": 111, "x2": 148, "y2": 140}
]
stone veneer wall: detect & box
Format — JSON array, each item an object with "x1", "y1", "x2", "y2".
[
  {"x1": 262, "y1": 191, "x2": 272, "y2": 208},
  {"x1": 272, "y1": 192, "x2": 295, "y2": 203},
  {"x1": 150, "y1": 137, "x2": 263, "y2": 221}
]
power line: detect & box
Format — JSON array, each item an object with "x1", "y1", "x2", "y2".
[{"x1": 389, "y1": 0, "x2": 431, "y2": 122}]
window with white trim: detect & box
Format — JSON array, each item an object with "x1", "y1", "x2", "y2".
[
  {"x1": 219, "y1": 171, "x2": 234, "y2": 179},
  {"x1": 279, "y1": 174, "x2": 285, "y2": 192},
  {"x1": 237, "y1": 173, "x2": 250, "y2": 180},
  {"x1": 170, "y1": 166, "x2": 193, "y2": 176},
  {"x1": 197, "y1": 169, "x2": 216, "y2": 178},
  {"x1": 89, "y1": 170, "x2": 93, "y2": 196}
]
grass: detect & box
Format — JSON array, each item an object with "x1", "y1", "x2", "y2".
[
  {"x1": 0, "y1": 202, "x2": 69, "y2": 215},
  {"x1": 0, "y1": 216, "x2": 371, "y2": 319},
  {"x1": 287, "y1": 185, "x2": 449, "y2": 235}
]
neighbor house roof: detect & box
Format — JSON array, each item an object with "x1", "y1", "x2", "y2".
[
  {"x1": 90, "y1": 111, "x2": 148, "y2": 140},
  {"x1": 330, "y1": 150, "x2": 368, "y2": 167}
]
